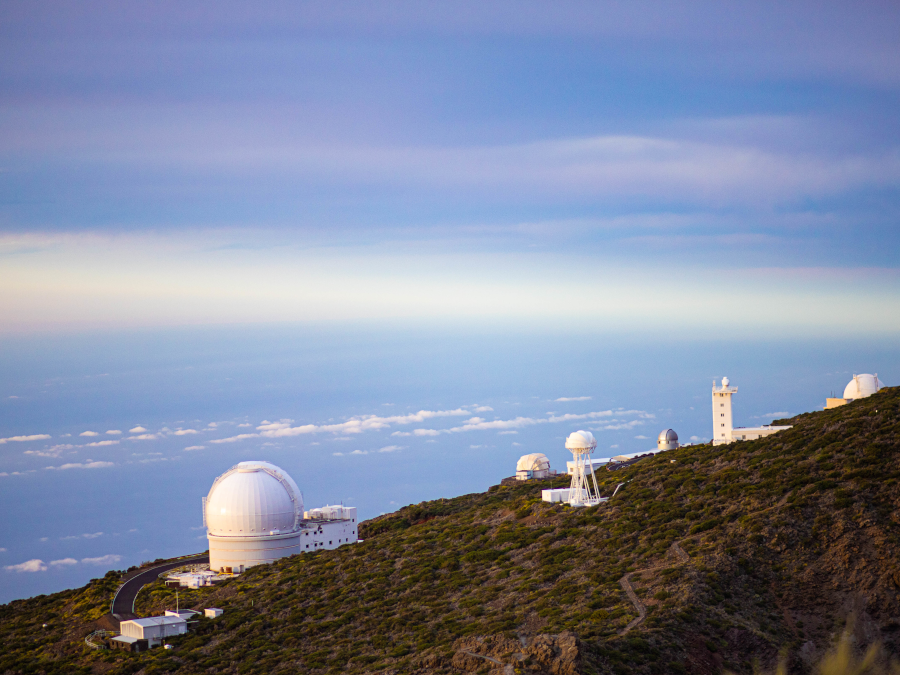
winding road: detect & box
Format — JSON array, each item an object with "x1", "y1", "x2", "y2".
[{"x1": 110, "y1": 554, "x2": 209, "y2": 623}]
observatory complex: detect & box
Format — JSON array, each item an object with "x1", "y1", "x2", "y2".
[
  {"x1": 825, "y1": 373, "x2": 884, "y2": 409},
  {"x1": 204, "y1": 461, "x2": 357, "y2": 573}
]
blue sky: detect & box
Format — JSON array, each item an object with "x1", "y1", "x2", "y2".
[
  {"x1": 1, "y1": 0, "x2": 899, "y2": 332},
  {"x1": 1, "y1": 1, "x2": 899, "y2": 600}
]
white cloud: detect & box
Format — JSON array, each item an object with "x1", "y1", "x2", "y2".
[
  {"x1": 183, "y1": 445, "x2": 205, "y2": 451},
  {"x1": 50, "y1": 558, "x2": 78, "y2": 566},
  {"x1": 106, "y1": 430, "x2": 122, "y2": 435},
  {"x1": 690, "y1": 435, "x2": 705, "y2": 442},
  {"x1": 82, "y1": 532, "x2": 103, "y2": 539},
  {"x1": 258, "y1": 408, "x2": 471, "y2": 438},
  {"x1": 0, "y1": 547, "x2": 6, "y2": 552},
  {"x1": 46, "y1": 461, "x2": 114, "y2": 470},
  {"x1": 5, "y1": 559, "x2": 47, "y2": 572},
  {"x1": 174, "y1": 429, "x2": 198, "y2": 435},
  {"x1": 610, "y1": 444, "x2": 619, "y2": 448},
  {"x1": 555, "y1": 396, "x2": 592, "y2": 402},
  {"x1": 752, "y1": 412, "x2": 789, "y2": 418},
  {"x1": 377, "y1": 445, "x2": 402, "y2": 453},
  {"x1": 332, "y1": 452, "x2": 344, "y2": 456},
  {"x1": 129, "y1": 426, "x2": 147, "y2": 433},
  {"x1": 390, "y1": 431, "x2": 411, "y2": 437},
  {"x1": 497, "y1": 430, "x2": 518, "y2": 435},
  {"x1": 237, "y1": 423, "x2": 251, "y2": 427},
  {"x1": 207, "y1": 422, "x2": 218, "y2": 428},
  {"x1": 209, "y1": 433, "x2": 258, "y2": 444},
  {"x1": 8, "y1": 395, "x2": 17, "y2": 399},
  {"x1": 411, "y1": 408, "x2": 649, "y2": 436},
  {"x1": 349, "y1": 450, "x2": 368, "y2": 455},
  {"x1": 86, "y1": 440, "x2": 119, "y2": 447},
  {"x1": 634, "y1": 435, "x2": 649, "y2": 439},
  {"x1": 0, "y1": 434, "x2": 51, "y2": 444},
  {"x1": 511, "y1": 442, "x2": 522, "y2": 446},
  {"x1": 474, "y1": 405, "x2": 494, "y2": 412},
  {"x1": 128, "y1": 434, "x2": 158, "y2": 441},
  {"x1": 24, "y1": 443, "x2": 74, "y2": 457},
  {"x1": 81, "y1": 554, "x2": 122, "y2": 566},
  {"x1": 79, "y1": 431, "x2": 99, "y2": 437}
]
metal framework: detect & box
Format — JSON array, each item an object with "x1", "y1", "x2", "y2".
[{"x1": 566, "y1": 430, "x2": 603, "y2": 507}]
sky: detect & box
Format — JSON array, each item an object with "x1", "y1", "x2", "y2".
[{"x1": 1, "y1": 1, "x2": 899, "y2": 601}]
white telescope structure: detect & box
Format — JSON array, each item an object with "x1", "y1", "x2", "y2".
[{"x1": 566, "y1": 430, "x2": 603, "y2": 507}]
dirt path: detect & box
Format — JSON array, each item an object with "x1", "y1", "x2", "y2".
[{"x1": 618, "y1": 493, "x2": 790, "y2": 635}]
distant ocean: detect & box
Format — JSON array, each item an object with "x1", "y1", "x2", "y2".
[{"x1": 1, "y1": 323, "x2": 895, "y2": 602}]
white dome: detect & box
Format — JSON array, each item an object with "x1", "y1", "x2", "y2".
[
  {"x1": 722, "y1": 376, "x2": 730, "y2": 387},
  {"x1": 516, "y1": 453, "x2": 550, "y2": 473},
  {"x1": 205, "y1": 461, "x2": 303, "y2": 537},
  {"x1": 657, "y1": 428, "x2": 679, "y2": 450},
  {"x1": 843, "y1": 374, "x2": 883, "y2": 400},
  {"x1": 565, "y1": 430, "x2": 597, "y2": 451},
  {"x1": 658, "y1": 429, "x2": 678, "y2": 443}
]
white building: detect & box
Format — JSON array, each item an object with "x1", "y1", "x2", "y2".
[
  {"x1": 204, "y1": 461, "x2": 357, "y2": 573},
  {"x1": 119, "y1": 616, "x2": 187, "y2": 647},
  {"x1": 657, "y1": 429, "x2": 679, "y2": 451},
  {"x1": 825, "y1": 373, "x2": 884, "y2": 409},
  {"x1": 515, "y1": 453, "x2": 552, "y2": 480},
  {"x1": 565, "y1": 458, "x2": 608, "y2": 475},
  {"x1": 712, "y1": 377, "x2": 791, "y2": 445}
]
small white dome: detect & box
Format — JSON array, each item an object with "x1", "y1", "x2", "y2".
[
  {"x1": 516, "y1": 453, "x2": 550, "y2": 473},
  {"x1": 565, "y1": 430, "x2": 597, "y2": 451},
  {"x1": 843, "y1": 374, "x2": 883, "y2": 400},
  {"x1": 722, "y1": 376, "x2": 730, "y2": 387},
  {"x1": 205, "y1": 461, "x2": 303, "y2": 537},
  {"x1": 658, "y1": 429, "x2": 678, "y2": 443},
  {"x1": 657, "y1": 428, "x2": 679, "y2": 451}
]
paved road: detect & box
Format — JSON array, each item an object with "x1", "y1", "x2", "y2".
[{"x1": 110, "y1": 554, "x2": 209, "y2": 622}]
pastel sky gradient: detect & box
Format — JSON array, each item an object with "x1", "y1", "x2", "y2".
[{"x1": 1, "y1": 0, "x2": 899, "y2": 333}]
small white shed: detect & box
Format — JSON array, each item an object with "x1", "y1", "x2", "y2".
[
  {"x1": 119, "y1": 616, "x2": 187, "y2": 646},
  {"x1": 205, "y1": 608, "x2": 224, "y2": 618}
]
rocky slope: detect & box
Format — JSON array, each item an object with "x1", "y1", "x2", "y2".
[{"x1": 1, "y1": 387, "x2": 899, "y2": 675}]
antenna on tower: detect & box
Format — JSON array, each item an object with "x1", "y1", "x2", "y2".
[{"x1": 565, "y1": 430, "x2": 602, "y2": 507}]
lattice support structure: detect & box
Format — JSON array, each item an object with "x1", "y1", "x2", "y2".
[{"x1": 565, "y1": 430, "x2": 603, "y2": 507}]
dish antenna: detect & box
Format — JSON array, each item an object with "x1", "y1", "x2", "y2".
[{"x1": 566, "y1": 430, "x2": 602, "y2": 507}]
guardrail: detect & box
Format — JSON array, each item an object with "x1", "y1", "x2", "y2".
[{"x1": 85, "y1": 629, "x2": 119, "y2": 650}]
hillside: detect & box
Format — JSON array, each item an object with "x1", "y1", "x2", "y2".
[{"x1": 2, "y1": 387, "x2": 899, "y2": 675}]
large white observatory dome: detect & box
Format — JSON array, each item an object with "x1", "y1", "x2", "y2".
[
  {"x1": 205, "y1": 461, "x2": 303, "y2": 536},
  {"x1": 842, "y1": 374, "x2": 883, "y2": 401},
  {"x1": 565, "y1": 430, "x2": 597, "y2": 451}
]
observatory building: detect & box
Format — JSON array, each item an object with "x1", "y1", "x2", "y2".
[
  {"x1": 712, "y1": 377, "x2": 791, "y2": 445},
  {"x1": 825, "y1": 374, "x2": 884, "y2": 409},
  {"x1": 657, "y1": 429, "x2": 679, "y2": 451},
  {"x1": 204, "y1": 461, "x2": 357, "y2": 573},
  {"x1": 515, "y1": 453, "x2": 552, "y2": 480}
]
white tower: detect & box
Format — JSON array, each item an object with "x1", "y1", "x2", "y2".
[
  {"x1": 712, "y1": 377, "x2": 738, "y2": 445},
  {"x1": 566, "y1": 430, "x2": 602, "y2": 507}
]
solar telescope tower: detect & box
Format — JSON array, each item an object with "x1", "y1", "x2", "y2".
[{"x1": 566, "y1": 430, "x2": 602, "y2": 507}]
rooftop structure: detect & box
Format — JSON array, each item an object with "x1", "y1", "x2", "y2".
[{"x1": 825, "y1": 373, "x2": 884, "y2": 409}]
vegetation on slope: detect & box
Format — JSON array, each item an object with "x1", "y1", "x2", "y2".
[{"x1": 1, "y1": 387, "x2": 899, "y2": 675}]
